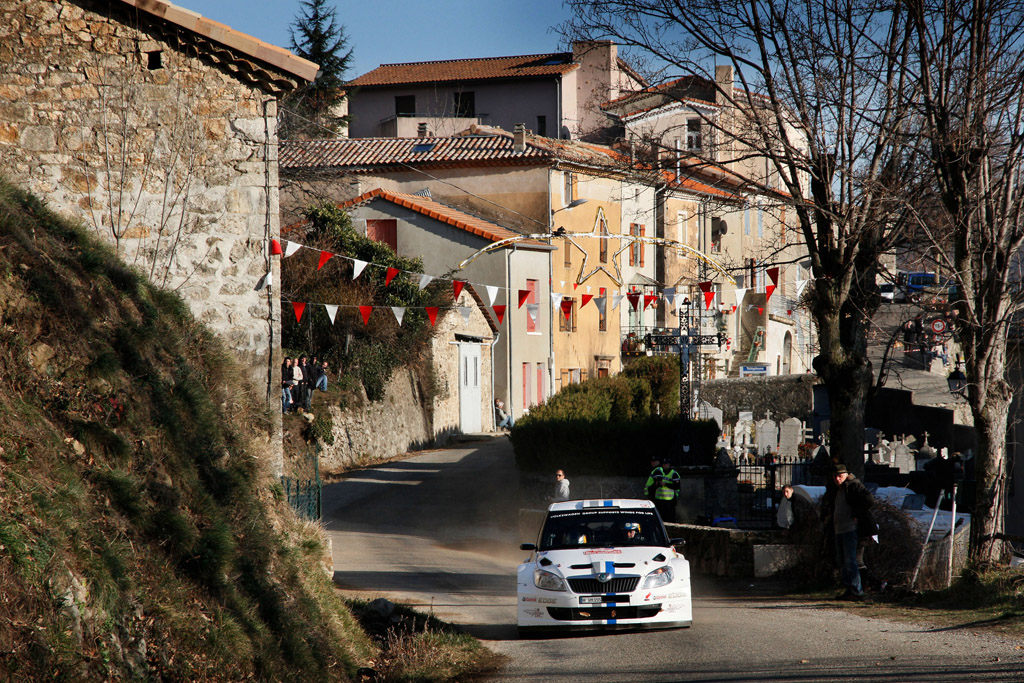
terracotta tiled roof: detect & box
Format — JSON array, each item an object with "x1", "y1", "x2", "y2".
[
  {"x1": 340, "y1": 189, "x2": 549, "y2": 247},
  {"x1": 603, "y1": 77, "x2": 719, "y2": 118},
  {"x1": 119, "y1": 0, "x2": 318, "y2": 84},
  {"x1": 349, "y1": 53, "x2": 579, "y2": 87}
]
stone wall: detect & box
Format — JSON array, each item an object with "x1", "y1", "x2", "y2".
[
  {"x1": 700, "y1": 374, "x2": 817, "y2": 425},
  {"x1": 0, "y1": 0, "x2": 283, "y2": 405}
]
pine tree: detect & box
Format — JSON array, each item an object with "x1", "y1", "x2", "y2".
[{"x1": 281, "y1": 0, "x2": 353, "y2": 139}]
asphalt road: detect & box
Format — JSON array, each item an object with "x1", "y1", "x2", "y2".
[{"x1": 322, "y1": 437, "x2": 1024, "y2": 682}]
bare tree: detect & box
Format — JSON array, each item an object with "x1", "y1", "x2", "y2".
[
  {"x1": 565, "y1": 0, "x2": 919, "y2": 475},
  {"x1": 905, "y1": 0, "x2": 1024, "y2": 565}
]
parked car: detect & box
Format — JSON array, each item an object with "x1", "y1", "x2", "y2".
[
  {"x1": 879, "y1": 283, "x2": 896, "y2": 303},
  {"x1": 517, "y1": 499, "x2": 692, "y2": 635}
]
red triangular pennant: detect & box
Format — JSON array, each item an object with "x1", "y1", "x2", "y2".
[
  {"x1": 627, "y1": 293, "x2": 641, "y2": 310},
  {"x1": 518, "y1": 289, "x2": 531, "y2": 308},
  {"x1": 758, "y1": 306, "x2": 764, "y2": 315},
  {"x1": 697, "y1": 280, "x2": 713, "y2": 293},
  {"x1": 787, "y1": 309, "x2": 793, "y2": 316},
  {"x1": 426, "y1": 306, "x2": 439, "y2": 326},
  {"x1": 765, "y1": 284, "x2": 776, "y2": 302},
  {"x1": 573, "y1": 282, "x2": 579, "y2": 290},
  {"x1": 270, "y1": 239, "x2": 283, "y2": 255},
  {"x1": 385, "y1": 267, "x2": 400, "y2": 286},
  {"x1": 560, "y1": 299, "x2": 573, "y2": 319},
  {"x1": 291, "y1": 302, "x2": 306, "y2": 322},
  {"x1": 359, "y1": 306, "x2": 372, "y2": 325},
  {"x1": 581, "y1": 294, "x2": 593, "y2": 308},
  {"x1": 703, "y1": 291, "x2": 715, "y2": 309},
  {"x1": 453, "y1": 280, "x2": 466, "y2": 300},
  {"x1": 493, "y1": 304, "x2": 506, "y2": 324},
  {"x1": 317, "y1": 251, "x2": 334, "y2": 270},
  {"x1": 643, "y1": 294, "x2": 657, "y2": 310},
  {"x1": 767, "y1": 266, "x2": 780, "y2": 285}
]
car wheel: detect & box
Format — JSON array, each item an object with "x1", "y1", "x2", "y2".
[{"x1": 910, "y1": 292, "x2": 922, "y2": 304}]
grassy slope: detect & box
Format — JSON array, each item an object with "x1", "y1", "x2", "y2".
[{"x1": 0, "y1": 179, "x2": 377, "y2": 681}]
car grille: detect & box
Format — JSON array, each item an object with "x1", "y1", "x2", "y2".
[
  {"x1": 547, "y1": 605, "x2": 661, "y2": 621},
  {"x1": 568, "y1": 576, "x2": 640, "y2": 594}
]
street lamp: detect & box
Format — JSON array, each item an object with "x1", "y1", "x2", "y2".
[{"x1": 947, "y1": 359, "x2": 967, "y2": 398}]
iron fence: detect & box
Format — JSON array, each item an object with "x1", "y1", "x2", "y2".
[
  {"x1": 281, "y1": 444, "x2": 322, "y2": 521},
  {"x1": 733, "y1": 456, "x2": 814, "y2": 528}
]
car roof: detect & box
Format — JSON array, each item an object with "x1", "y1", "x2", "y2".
[{"x1": 546, "y1": 499, "x2": 657, "y2": 512}]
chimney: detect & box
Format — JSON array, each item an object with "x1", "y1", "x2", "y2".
[
  {"x1": 417, "y1": 122, "x2": 428, "y2": 138},
  {"x1": 715, "y1": 65, "x2": 734, "y2": 105},
  {"x1": 513, "y1": 122, "x2": 526, "y2": 153}
]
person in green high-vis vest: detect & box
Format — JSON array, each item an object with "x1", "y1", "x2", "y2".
[{"x1": 644, "y1": 456, "x2": 681, "y2": 522}]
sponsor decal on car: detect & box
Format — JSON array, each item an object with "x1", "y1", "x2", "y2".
[
  {"x1": 537, "y1": 597, "x2": 557, "y2": 604},
  {"x1": 521, "y1": 596, "x2": 537, "y2": 603},
  {"x1": 583, "y1": 549, "x2": 622, "y2": 555},
  {"x1": 523, "y1": 608, "x2": 544, "y2": 618},
  {"x1": 667, "y1": 592, "x2": 688, "y2": 599},
  {"x1": 644, "y1": 592, "x2": 653, "y2": 601}
]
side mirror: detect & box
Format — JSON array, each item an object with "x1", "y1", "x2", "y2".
[
  {"x1": 520, "y1": 543, "x2": 537, "y2": 551},
  {"x1": 670, "y1": 538, "x2": 685, "y2": 547}
]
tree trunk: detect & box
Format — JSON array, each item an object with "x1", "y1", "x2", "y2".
[{"x1": 967, "y1": 367, "x2": 1010, "y2": 566}]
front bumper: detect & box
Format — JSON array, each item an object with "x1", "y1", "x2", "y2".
[{"x1": 517, "y1": 578, "x2": 692, "y2": 633}]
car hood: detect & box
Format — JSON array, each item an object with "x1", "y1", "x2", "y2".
[{"x1": 532, "y1": 546, "x2": 679, "y2": 575}]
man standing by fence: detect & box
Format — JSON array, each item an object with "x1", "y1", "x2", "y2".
[{"x1": 645, "y1": 457, "x2": 681, "y2": 523}]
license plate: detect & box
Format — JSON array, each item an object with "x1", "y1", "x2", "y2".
[{"x1": 579, "y1": 596, "x2": 603, "y2": 604}]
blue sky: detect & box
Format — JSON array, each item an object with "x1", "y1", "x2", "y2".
[{"x1": 198, "y1": 0, "x2": 574, "y2": 78}]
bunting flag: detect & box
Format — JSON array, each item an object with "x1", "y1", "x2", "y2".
[
  {"x1": 493, "y1": 304, "x2": 506, "y2": 324},
  {"x1": 664, "y1": 287, "x2": 676, "y2": 307},
  {"x1": 560, "y1": 299, "x2": 573, "y2": 320},
  {"x1": 391, "y1": 306, "x2": 406, "y2": 325},
  {"x1": 560, "y1": 280, "x2": 566, "y2": 288},
  {"x1": 352, "y1": 259, "x2": 368, "y2": 279},
  {"x1": 734, "y1": 273, "x2": 745, "y2": 289},
  {"x1": 703, "y1": 291, "x2": 716, "y2": 310},
  {"x1": 283, "y1": 240, "x2": 301, "y2": 257},
  {"x1": 612, "y1": 294, "x2": 623, "y2": 310},
  {"x1": 581, "y1": 294, "x2": 593, "y2": 308},
  {"x1": 552, "y1": 292, "x2": 564, "y2": 307},
  {"x1": 757, "y1": 306, "x2": 764, "y2": 315},
  {"x1": 765, "y1": 284, "x2": 776, "y2": 302},
  {"x1": 418, "y1": 273, "x2": 434, "y2": 290},
  {"x1": 767, "y1": 266, "x2": 780, "y2": 285},
  {"x1": 453, "y1": 280, "x2": 466, "y2": 300},
  {"x1": 324, "y1": 304, "x2": 338, "y2": 324},
  {"x1": 735, "y1": 287, "x2": 748, "y2": 306},
  {"x1": 292, "y1": 302, "x2": 306, "y2": 322},
  {"x1": 426, "y1": 306, "x2": 439, "y2": 326},
  {"x1": 573, "y1": 282, "x2": 579, "y2": 291},
  {"x1": 317, "y1": 251, "x2": 334, "y2": 271},
  {"x1": 787, "y1": 309, "x2": 792, "y2": 316},
  {"x1": 697, "y1": 280, "x2": 713, "y2": 294},
  {"x1": 518, "y1": 289, "x2": 531, "y2": 308},
  {"x1": 385, "y1": 267, "x2": 400, "y2": 286},
  {"x1": 627, "y1": 293, "x2": 641, "y2": 311},
  {"x1": 484, "y1": 285, "x2": 498, "y2": 306},
  {"x1": 797, "y1": 279, "x2": 809, "y2": 296},
  {"x1": 731, "y1": 305, "x2": 737, "y2": 312},
  {"x1": 254, "y1": 272, "x2": 272, "y2": 290},
  {"x1": 595, "y1": 296, "x2": 607, "y2": 315},
  {"x1": 526, "y1": 303, "x2": 539, "y2": 325},
  {"x1": 458, "y1": 306, "x2": 471, "y2": 324},
  {"x1": 586, "y1": 285, "x2": 592, "y2": 294},
  {"x1": 359, "y1": 305, "x2": 373, "y2": 325},
  {"x1": 270, "y1": 239, "x2": 283, "y2": 255},
  {"x1": 643, "y1": 294, "x2": 658, "y2": 310}
]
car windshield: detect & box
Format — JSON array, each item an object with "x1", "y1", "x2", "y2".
[{"x1": 538, "y1": 509, "x2": 669, "y2": 551}]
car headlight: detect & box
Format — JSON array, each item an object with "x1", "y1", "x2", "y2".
[
  {"x1": 642, "y1": 565, "x2": 674, "y2": 590},
  {"x1": 533, "y1": 569, "x2": 567, "y2": 591}
]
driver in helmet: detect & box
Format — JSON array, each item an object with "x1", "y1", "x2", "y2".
[{"x1": 618, "y1": 521, "x2": 641, "y2": 544}]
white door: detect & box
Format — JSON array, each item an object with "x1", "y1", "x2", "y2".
[{"x1": 459, "y1": 343, "x2": 482, "y2": 433}]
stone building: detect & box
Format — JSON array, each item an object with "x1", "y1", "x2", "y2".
[{"x1": 0, "y1": 0, "x2": 317, "y2": 426}]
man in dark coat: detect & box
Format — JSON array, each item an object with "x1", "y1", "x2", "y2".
[{"x1": 820, "y1": 464, "x2": 875, "y2": 600}]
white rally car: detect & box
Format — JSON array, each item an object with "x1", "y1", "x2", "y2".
[{"x1": 517, "y1": 499, "x2": 692, "y2": 635}]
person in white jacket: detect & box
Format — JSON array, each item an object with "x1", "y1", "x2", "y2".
[{"x1": 552, "y1": 469, "x2": 571, "y2": 502}]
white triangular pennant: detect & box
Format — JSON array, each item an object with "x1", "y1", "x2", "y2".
[
  {"x1": 560, "y1": 280, "x2": 566, "y2": 288},
  {"x1": 418, "y1": 273, "x2": 434, "y2": 290},
  {"x1": 663, "y1": 287, "x2": 675, "y2": 306},
  {"x1": 797, "y1": 279, "x2": 809, "y2": 296},
  {"x1": 735, "y1": 288, "x2": 748, "y2": 306},
  {"x1": 283, "y1": 240, "x2": 301, "y2": 257},
  {"x1": 552, "y1": 292, "x2": 564, "y2": 307},
  {"x1": 458, "y1": 306, "x2": 471, "y2": 324},
  {"x1": 352, "y1": 259, "x2": 368, "y2": 279},
  {"x1": 612, "y1": 294, "x2": 623, "y2": 310},
  {"x1": 484, "y1": 285, "x2": 498, "y2": 306},
  {"x1": 391, "y1": 306, "x2": 406, "y2": 326},
  {"x1": 324, "y1": 304, "x2": 338, "y2": 324},
  {"x1": 586, "y1": 285, "x2": 592, "y2": 294},
  {"x1": 254, "y1": 272, "x2": 272, "y2": 290},
  {"x1": 526, "y1": 303, "x2": 539, "y2": 325}
]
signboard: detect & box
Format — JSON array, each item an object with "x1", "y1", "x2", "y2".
[
  {"x1": 739, "y1": 363, "x2": 770, "y2": 377},
  {"x1": 930, "y1": 318, "x2": 948, "y2": 335}
]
